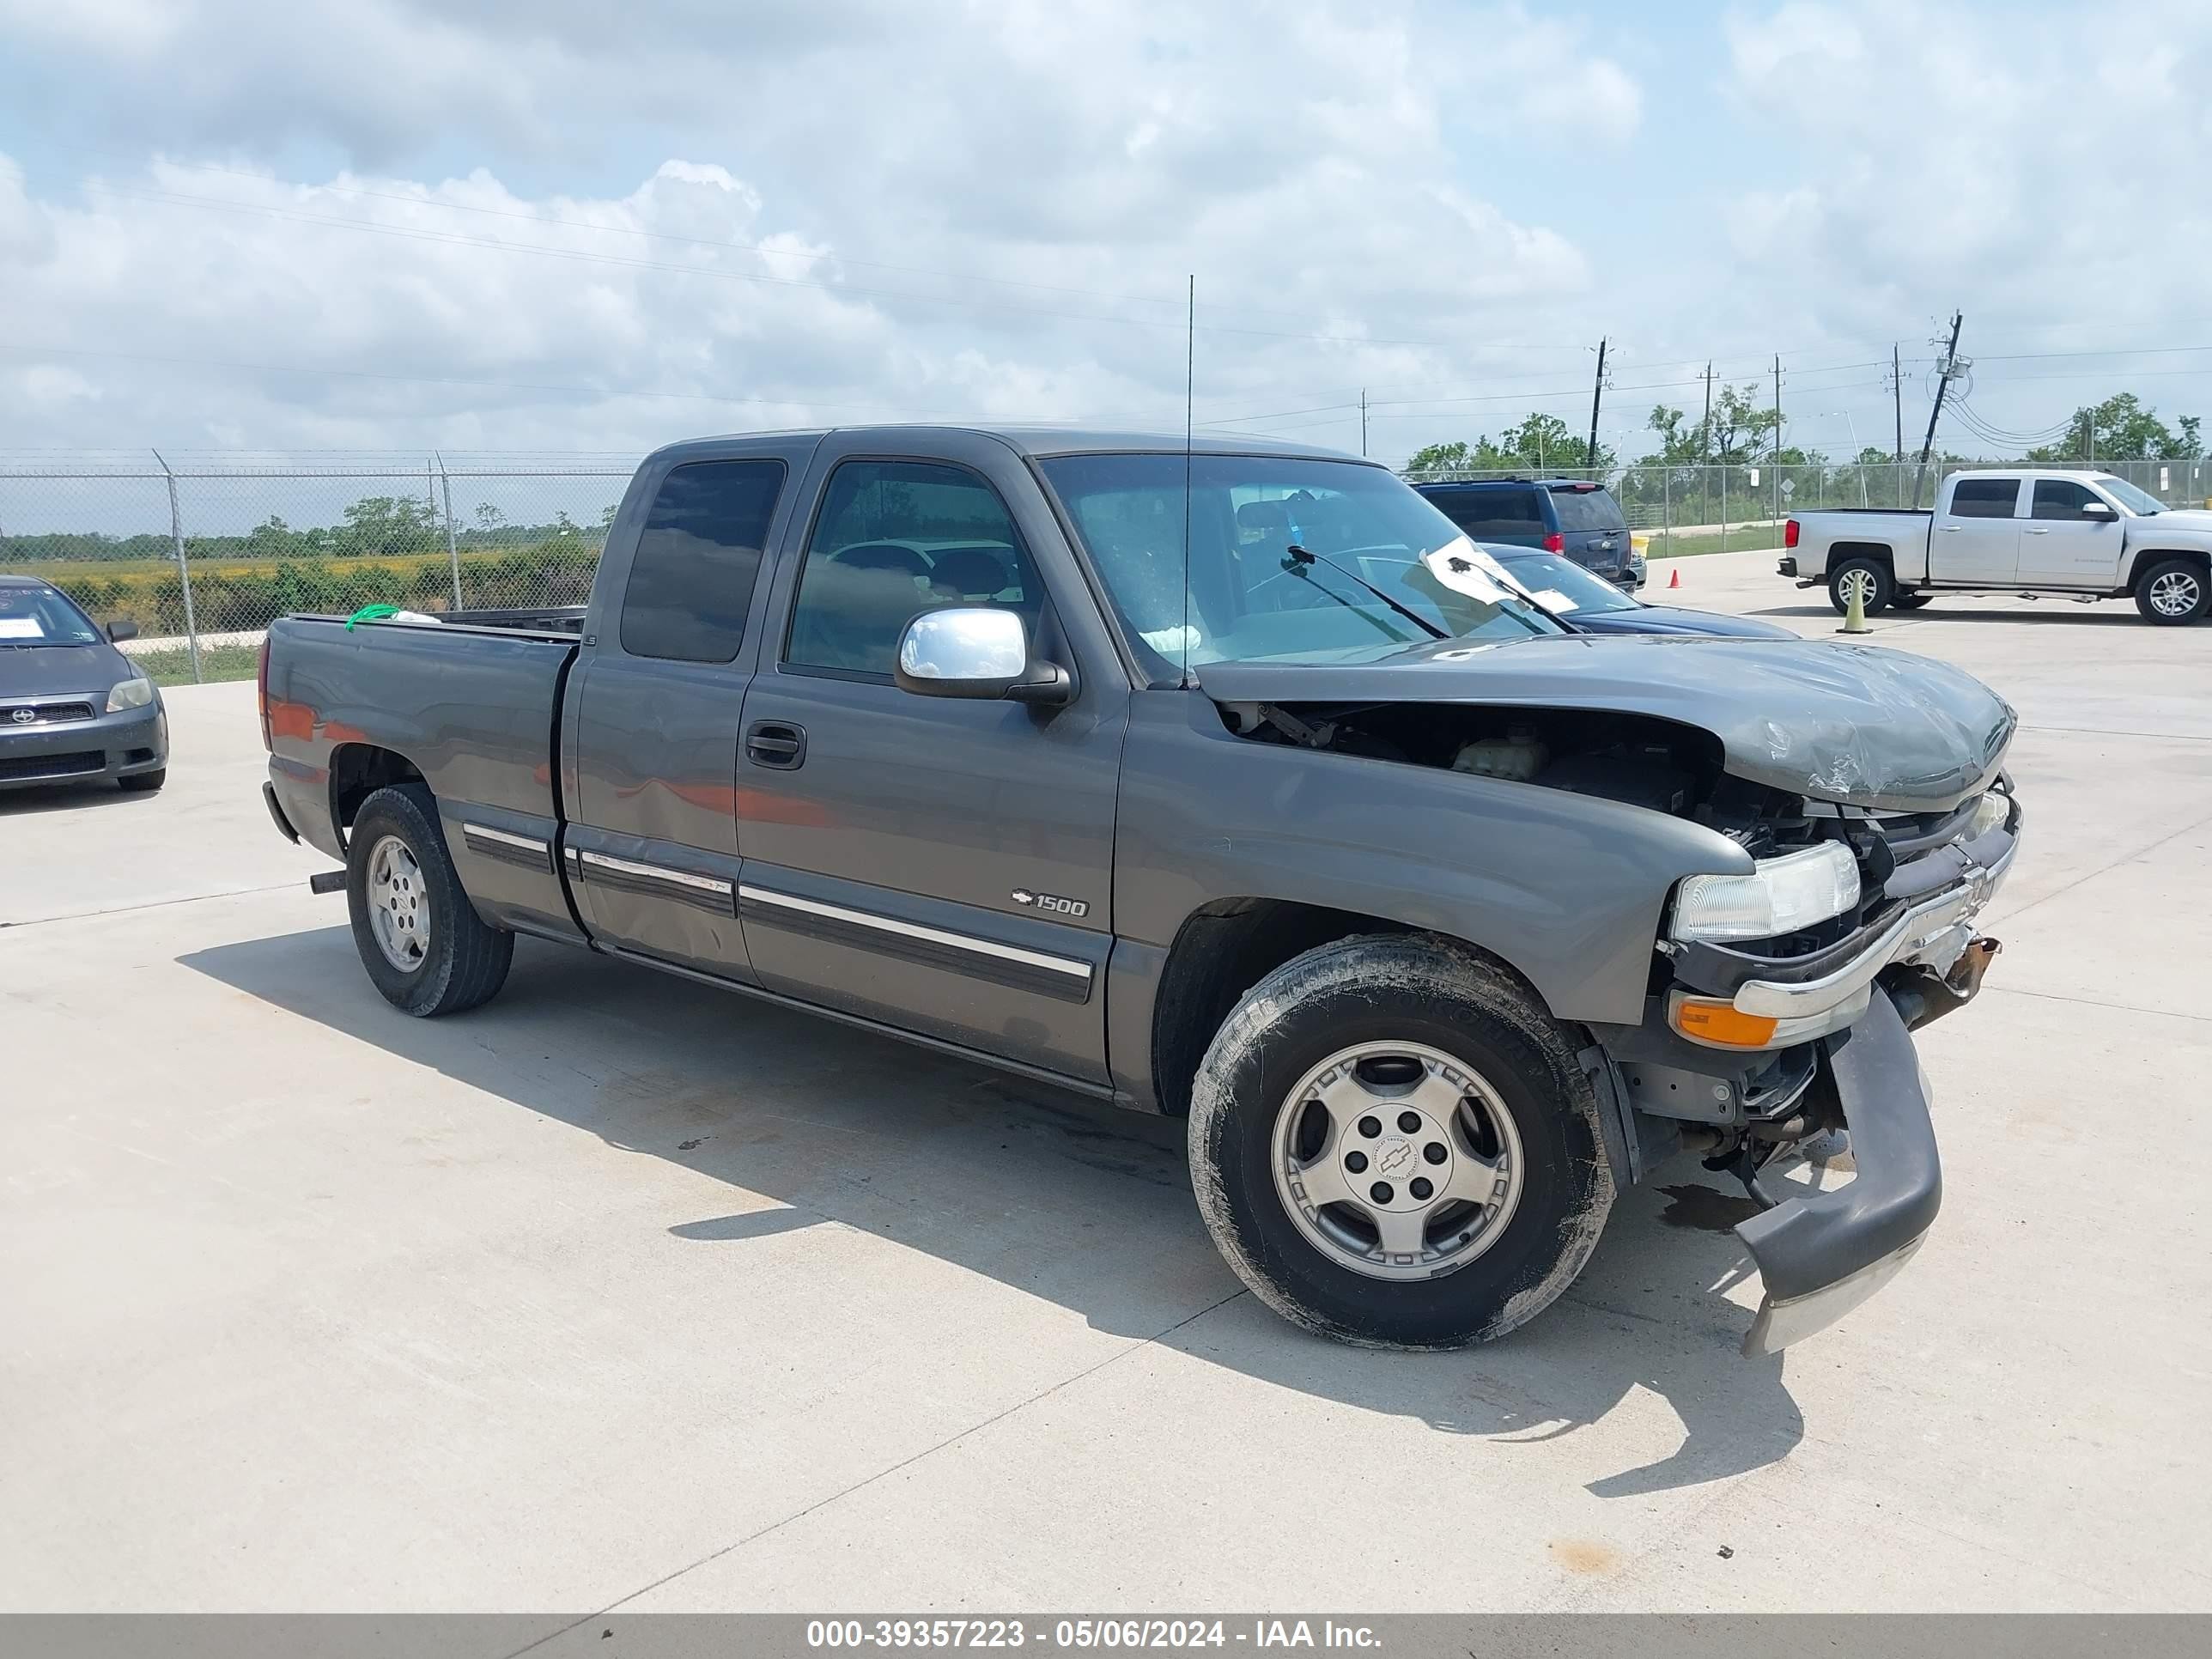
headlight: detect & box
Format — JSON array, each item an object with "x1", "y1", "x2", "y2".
[
  {"x1": 106, "y1": 676, "x2": 155, "y2": 713},
  {"x1": 1964, "y1": 788, "x2": 2010, "y2": 841},
  {"x1": 1670, "y1": 842, "x2": 1861, "y2": 944}
]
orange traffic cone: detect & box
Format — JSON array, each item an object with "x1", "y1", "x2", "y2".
[{"x1": 1667, "y1": 567, "x2": 1680, "y2": 589}]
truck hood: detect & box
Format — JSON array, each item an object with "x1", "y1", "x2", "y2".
[{"x1": 1195, "y1": 634, "x2": 2016, "y2": 811}]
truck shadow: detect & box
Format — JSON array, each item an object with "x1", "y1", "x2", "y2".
[
  {"x1": 179, "y1": 927, "x2": 1804, "y2": 1499},
  {"x1": 1751, "y1": 601, "x2": 2148, "y2": 628}
]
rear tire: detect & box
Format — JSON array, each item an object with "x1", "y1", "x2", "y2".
[
  {"x1": 345, "y1": 782, "x2": 514, "y2": 1016},
  {"x1": 118, "y1": 768, "x2": 166, "y2": 793},
  {"x1": 1187, "y1": 933, "x2": 1614, "y2": 1349},
  {"x1": 2134, "y1": 557, "x2": 2207, "y2": 625},
  {"x1": 1827, "y1": 557, "x2": 1893, "y2": 616}
]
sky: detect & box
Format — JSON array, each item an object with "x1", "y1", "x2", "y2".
[{"x1": 2, "y1": 0, "x2": 2209, "y2": 471}]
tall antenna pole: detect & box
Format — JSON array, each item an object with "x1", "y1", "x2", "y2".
[
  {"x1": 1585, "y1": 336, "x2": 1607, "y2": 470},
  {"x1": 1180, "y1": 273, "x2": 1194, "y2": 689},
  {"x1": 1913, "y1": 310, "x2": 1964, "y2": 509}
]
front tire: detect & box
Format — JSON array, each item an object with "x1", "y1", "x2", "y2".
[
  {"x1": 2134, "y1": 557, "x2": 2208, "y2": 624},
  {"x1": 1187, "y1": 934, "x2": 1614, "y2": 1349},
  {"x1": 1891, "y1": 593, "x2": 1933, "y2": 611},
  {"x1": 345, "y1": 782, "x2": 514, "y2": 1016},
  {"x1": 1827, "y1": 556, "x2": 1893, "y2": 616}
]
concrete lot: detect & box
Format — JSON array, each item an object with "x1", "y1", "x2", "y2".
[{"x1": 4, "y1": 552, "x2": 2209, "y2": 1616}]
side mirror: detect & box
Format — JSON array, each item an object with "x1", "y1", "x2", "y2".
[
  {"x1": 106, "y1": 617, "x2": 140, "y2": 642},
  {"x1": 894, "y1": 607, "x2": 1073, "y2": 705},
  {"x1": 2080, "y1": 500, "x2": 2117, "y2": 520}
]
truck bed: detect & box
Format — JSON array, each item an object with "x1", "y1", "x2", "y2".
[{"x1": 263, "y1": 613, "x2": 583, "y2": 939}]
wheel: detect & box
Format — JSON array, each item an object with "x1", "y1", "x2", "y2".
[
  {"x1": 1891, "y1": 593, "x2": 1933, "y2": 611},
  {"x1": 2134, "y1": 558, "x2": 2207, "y2": 624},
  {"x1": 345, "y1": 782, "x2": 514, "y2": 1016},
  {"x1": 1827, "y1": 557, "x2": 1893, "y2": 616},
  {"x1": 117, "y1": 768, "x2": 166, "y2": 792},
  {"x1": 1187, "y1": 933, "x2": 1615, "y2": 1349}
]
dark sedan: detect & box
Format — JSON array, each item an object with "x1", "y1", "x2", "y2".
[
  {"x1": 1485, "y1": 545, "x2": 1798, "y2": 639},
  {"x1": 0, "y1": 576, "x2": 167, "y2": 793}
]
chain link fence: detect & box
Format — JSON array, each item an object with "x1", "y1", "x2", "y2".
[
  {"x1": 0, "y1": 459, "x2": 634, "y2": 682},
  {"x1": 1402, "y1": 457, "x2": 2212, "y2": 558},
  {"x1": 8, "y1": 452, "x2": 2212, "y2": 684}
]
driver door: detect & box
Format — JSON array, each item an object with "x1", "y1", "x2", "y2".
[{"x1": 732, "y1": 435, "x2": 1127, "y2": 1082}]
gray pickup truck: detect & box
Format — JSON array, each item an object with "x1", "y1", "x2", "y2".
[{"x1": 259, "y1": 425, "x2": 2022, "y2": 1355}]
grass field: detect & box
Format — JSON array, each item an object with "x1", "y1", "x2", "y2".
[
  {"x1": 1641, "y1": 524, "x2": 1785, "y2": 558},
  {"x1": 139, "y1": 643, "x2": 259, "y2": 687}
]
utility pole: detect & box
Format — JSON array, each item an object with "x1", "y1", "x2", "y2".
[
  {"x1": 1360, "y1": 388, "x2": 1368, "y2": 459},
  {"x1": 1586, "y1": 336, "x2": 1607, "y2": 470},
  {"x1": 1913, "y1": 311, "x2": 1964, "y2": 508},
  {"x1": 1701, "y1": 362, "x2": 1714, "y2": 528},
  {"x1": 1891, "y1": 343, "x2": 1904, "y2": 462},
  {"x1": 1771, "y1": 353, "x2": 1784, "y2": 525}
]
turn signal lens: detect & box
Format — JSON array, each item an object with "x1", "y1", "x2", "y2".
[{"x1": 1670, "y1": 997, "x2": 1780, "y2": 1048}]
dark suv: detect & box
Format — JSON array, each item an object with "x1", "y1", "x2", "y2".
[{"x1": 1414, "y1": 479, "x2": 1641, "y2": 590}]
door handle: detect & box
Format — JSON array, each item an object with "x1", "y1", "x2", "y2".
[
  {"x1": 1939, "y1": 524, "x2": 1966, "y2": 532},
  {"x1": 2024, "y1": 527, "x2": 2051, "y2": 535},
  {"x1": 745, "y1": 720, "x2": 806, "y2": 769}
]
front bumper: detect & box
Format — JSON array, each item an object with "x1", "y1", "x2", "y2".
[
  {"x1": 1736, "y1": 989, "x2": 1938, "y2": 1355},
  {"x1": 0, "y1": 700, "x2": 167, "y2": 788},
  {"x1": 1659, "y1": 805, "x2": 2021, "y2": 1352}
]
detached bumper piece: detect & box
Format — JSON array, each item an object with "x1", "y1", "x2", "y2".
[{"x1": 1735, "y1": 992, "x2": 1940, "y2": 1355}]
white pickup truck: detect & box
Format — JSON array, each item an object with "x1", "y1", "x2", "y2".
[{"x1": 1779, "y1": 468, "x2": 2212, "y2": 625}]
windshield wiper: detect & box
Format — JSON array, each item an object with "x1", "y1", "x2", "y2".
[{"x1": 1284, "y1": 544, "x2": 1448, "y2": 641}]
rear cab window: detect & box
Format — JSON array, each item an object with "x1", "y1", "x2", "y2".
[
  {"x1": 618, "y1": 460, "x2": 787, "y2": 662},
  {"x1": 1547, "y1": 485, "x2": 1626, "y2": 532},
  {"x1": 1947, "y1": 477, "x2": 2024, "y2": 520}
]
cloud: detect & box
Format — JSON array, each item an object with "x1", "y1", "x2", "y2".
[{"x1": 0, "y1": 2, "x2": 1643, "y2": 461}]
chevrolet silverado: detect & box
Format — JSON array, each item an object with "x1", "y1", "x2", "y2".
[{"x1": 259, "y1": 426, "x2": 2022, "y2": 1355}]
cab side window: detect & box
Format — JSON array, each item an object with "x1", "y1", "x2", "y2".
[
  {"x1": 1948, "y1": 478, "x2": 2022, "y2": 519},
  {"x1": 2032, "y1": 480, "x2": 2102, "y2": 520},
  {"x1": 784, "y1": 460, "x2": 1042, "y2": 677},
  {"x1": 618, "y1": 460, "x2": 786, "y2": 662}
]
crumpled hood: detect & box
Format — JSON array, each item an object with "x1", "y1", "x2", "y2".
[
  {"x1": 0, "y1": 643, "x2": 131, "y2": 700},
  {"x1": 1195, "y1": 634, "x2": 2017, "y2": 811}
]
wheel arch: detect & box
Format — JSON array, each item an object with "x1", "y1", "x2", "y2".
[
  {"x1": 1828, "y1": 540, "x2": 1898, "y2": 570},
  {"x1": 328, "y1": 743, "x2": 428, "y2": 851},
  {"x1": 1146, "y1": 896, "x2": 1555, "y2": 1119},
  {"x1": 2127, "y1": 546, "x2": 2210, "y2": 591}
]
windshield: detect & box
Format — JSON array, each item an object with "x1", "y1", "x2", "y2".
[
  {"x1": 0, "y1": 584, "x2": 102, "y2": 646},
  {"x1": 1492, "y1": 550, "x2": 1639, "y2": 615},
  {"x1": 1038, "y1": 454, "x2": 1561, "y2": 674},
  {"x1": 1548, "y1": 485, "x2": 1627, "y2": 532},
  {"x1": 2095, "y1": 476, "x2": 2165, "y2": 515}
]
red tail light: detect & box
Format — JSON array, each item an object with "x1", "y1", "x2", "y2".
[
  {"x1": 1543, "y1": 531, "x2": 1565, "y2": 554},
  {"x1": 257, "y1": 635, "x2": 273, "y2": 750},
  {"x1": 1785, "y1": 518, "x2": 1801, "y2": 549}
]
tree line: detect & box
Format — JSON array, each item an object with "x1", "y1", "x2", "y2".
[{"x1": 1405, "y1": 389, "x2": 2203, "y2": 476}]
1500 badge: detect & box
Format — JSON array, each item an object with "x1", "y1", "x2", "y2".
[{"x1": 1011, "y1": 888, "x2": 1089, "y2": 918}]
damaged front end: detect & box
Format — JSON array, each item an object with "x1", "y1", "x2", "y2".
[
  {"x1": 1634, "y1": 781, "x2": 2021, "y2": 1353},
  {"x1": 1195, "y1": 635, "x2": 2022, "y2": 1354}
]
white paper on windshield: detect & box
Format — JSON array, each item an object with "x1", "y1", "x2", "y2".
[
  {"x1": 0, "y1": 617, "x2": 46, "y2": 640},
  {"x1": 1530, "y1": 588, "x2": 1579, "y2": 614},
  {"x1": 1421, "y1": 538, "x2": 1534, "y2": 606}
]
